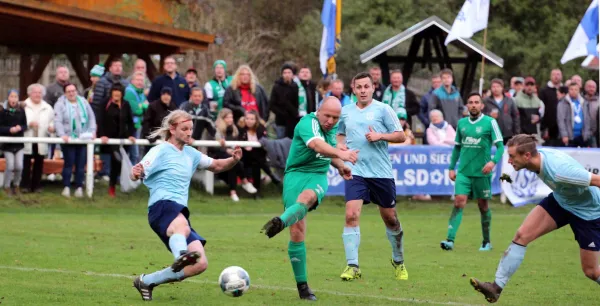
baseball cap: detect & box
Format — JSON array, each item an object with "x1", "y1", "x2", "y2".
[
  {"x1": 524, "y1": 77, "x2": 536, "y2": 85},
  {"x1": 514, "y1": 77, "x2": 524, "y2": 84}
]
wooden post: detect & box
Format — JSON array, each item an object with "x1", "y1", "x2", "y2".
[
  {"x1": 31, "y1": 55, "x2": 52, "y2": 84},
  {"x1": 402, "y1": 34, "x2": 423, "y2": 84},
  {"x1": 19, "y1": 53, "x2": 32, "y2": 100},
  {"x1": 67, "y1": 53, "x2": 92, "y2": 88},
  {"x1": 378, "y1": 53, "x2": 390, "y2": 86}
]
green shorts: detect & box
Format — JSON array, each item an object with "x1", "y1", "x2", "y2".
[
  {"x1": 282, "y1": 171, "x2": 329, "y2": 211},
  {"x1": 455, "y1": 173, "x2": 492, "y2": 200}
]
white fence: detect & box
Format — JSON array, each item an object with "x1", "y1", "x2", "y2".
[{"x1": 0, "y1": 137, "x2": 261, "y2": 198}]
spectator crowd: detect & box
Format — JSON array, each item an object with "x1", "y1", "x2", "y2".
[{"x1": 0, "y1": 57, "x2": 598, "y2": 202}]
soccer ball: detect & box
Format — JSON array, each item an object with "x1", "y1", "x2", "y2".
[{"x1": 218, "y1": 266, "x2": 250, "y2": 297}]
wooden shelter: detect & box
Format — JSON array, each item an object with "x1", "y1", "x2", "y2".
[
  {"x1": 360, "y1": 16, "x2": 504, "y2": 98},
  {"x1": 0, "y1": 0, "x2": 214, "y2": 99}
]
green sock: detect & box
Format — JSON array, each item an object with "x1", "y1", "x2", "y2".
[
  {"x1": 447, "y1": 207, "x2": 463, "y2": 241},
  {"x1": 280, "y1": 202, "x2": 308, "y2": 228},
  {"x1": 288, "y1": 241, "x2": 307, "y2": 283},
  {"x1": 481, "y1": 209, "x2": 492, "y2": 243}
]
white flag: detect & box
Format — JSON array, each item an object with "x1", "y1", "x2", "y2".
[{"x1": 445, "y1": 0, "x2": 490, "y2": 45}]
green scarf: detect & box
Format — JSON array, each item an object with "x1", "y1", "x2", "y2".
[
  {"x1": 382, "y1": 85, "x2": 406, "y2": 114},
  {"x1": 209, "y1": 76, "x2": 232, "y2": 118},
  {"x1": 67, "y1": 96, "x2": 88, "y2": 138},
  {"x1": 294, "y1": 77, "x2": 307, "y2": 116}
]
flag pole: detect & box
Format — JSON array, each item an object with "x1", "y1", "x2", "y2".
[{"x1": 478, "y1": 27, "x2": 488, "y2": 95}]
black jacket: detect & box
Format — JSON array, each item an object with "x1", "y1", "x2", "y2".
[
  {"x1": 0, "y1": 104, "x2": 27, "y2": 153},
  {"x1": 142, "y1": 100, "x2": 177, "y2": 142},
  {"x1": 483, "y1": 96, "x2": 520, "y2": 139},
  {"x1": 147, "y1": 73, "x2": 190, "y2": 108},
  {"x1": 300, "y1": 80, "x2": 319, "y2": 114},
  {"x1": 223, "y1": 85, "x2": 269, "y2": 123},
  {"x1": 269, "y1": 78, "x2": 299, "y2": 126},
  {"x1": 404, "y1": 88, "x2": 420, "y2": 126},
  {"x1": 179, "y1": 101, "x2": 215, "y2": 140},
  {"x1": 539, "y1": 84, "x2": 560, "y2": 138},
  {"x1": 239, "y1": 125, "x2": 268, "y2": 165},
  {"x1": 98, "y1": 100, "x2": 135, "y2": 153}
]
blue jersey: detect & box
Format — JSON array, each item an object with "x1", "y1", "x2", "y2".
[
  {"x1": 141, "y1": 143, "x2": 213, "y2": 207},
  {"x1": 538, "y1": 148, "x2": 600, "y2": 220},
  {"x1": 338, "y1": 100, "x2": 402, "y2": 179}
]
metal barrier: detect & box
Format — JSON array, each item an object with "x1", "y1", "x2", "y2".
[{"x1": 0, "y1": 137, "x2": 261, "y2": 198}]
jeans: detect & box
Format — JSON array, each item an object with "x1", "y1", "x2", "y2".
[
  {"x1": 4, "y1": 149, "x2": 24, "y2": 188},
  {"x1": 99, "y1": 153, "x2": 111, "y2": 177},
  {"x1": 274, "y1": 125, "x2": 287, "y2": 139},
  {"x1": 62, "y1": 144, "x2": 86, "y2": 188},
  {"x1": 129, "y1": 127, "x2": 142, "y2": 164}
]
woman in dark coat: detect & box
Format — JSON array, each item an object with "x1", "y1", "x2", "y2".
[
  {"x1": 0, "y1": 89, "x2": 27, "y2": 196},
  {"x1": 98, "y1": 83, "x2": 136, "y2": 197}
]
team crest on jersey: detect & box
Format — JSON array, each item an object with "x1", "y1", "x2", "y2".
[
  {"x1": 366, "y1": 112, "x2": 374, "y2": 121},
  {"x1": 475, "y1": 126, "x2": 482, "y2": 134},
  {"x1": 461, "y1": 127, "x2": 466, "y2": 133}
]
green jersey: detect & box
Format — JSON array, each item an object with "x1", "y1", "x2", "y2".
[
  {"x1": 453, "y1": 114, "x2": 502, "y2": 177},
  {"x1": 285, "y1": 112, "x2": 337, "y2": 175}
]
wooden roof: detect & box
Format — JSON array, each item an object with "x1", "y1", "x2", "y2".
[{"x1": 0, "y1": 0, "x2": 214, "y2": 54}]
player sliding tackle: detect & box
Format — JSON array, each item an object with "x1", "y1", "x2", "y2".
[
  {"x1": 261, "y1": 96, "x2": 358, "y2": 301},
  {"x1": 129, "y1": 110, "x2": 244, "y2": 301},
  {"x1": 336, "y1": 72, "x2": 409, "y2": 281},
  {"x1": 441, "y1": 92, "x2": 504, "y2": 251},
  {"x1": 471, "y1": 134, "x2": 600, "y2": 303}
]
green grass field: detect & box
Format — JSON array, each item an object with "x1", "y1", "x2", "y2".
[{"x1": 0, "y1": 183, "x2": 596, "y2": 305}]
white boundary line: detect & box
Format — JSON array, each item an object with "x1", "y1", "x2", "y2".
[{"x1": 0, "y1": 265, "x2": 478, "y2": 305}]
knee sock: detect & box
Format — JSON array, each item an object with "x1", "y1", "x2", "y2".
[
  {"x1": 280, "y1": 203, "x2": 308, "y2": 228},
  {"x1": 288, "y1": 241, "x2": 307, "y2": 283},
  {"x1": 446, "y1": 207, "x2": 463, "y2": 241},
  {"x1": 494, "y1": 242, "x2": 527, "y2": 288},
  {"x1": 168, "y1": 234, "x2": 188, "y2": 259},
  {"x1": 142, "y1": 267, "x2": 185, "y2": 286},
  {"x1": 386, "y1": 225, "x2": 404, "y2": 264},
  {"x1": 342, "y1": 226, "x2": 360, "y2": 266},
  {"x1": 481, "y1": 209, "x2": 492, "y2": 243}
]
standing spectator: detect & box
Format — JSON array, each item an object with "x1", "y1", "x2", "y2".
[
  {"x1": 83, "y1": 64, "x2": 105, "y2": 103},
  {"x1": 571, "y1": 74, "x2": 583, "y2": 89},
  {"x1": 269, "y1": 63, "x2": 299, "y2": 139},
  {"x1": 297, "y1": 66, "x2": 319, "y2": 115},
  {"x1": 54, "y1": 83, "x2": 97, "y2": 198},
  {"x1": 316, "y1": 78, "x2": 331, "y2": 99},
  {"x1": 238, "y1": 110, "x2": 281, "y2": 198},
  {"x1": 147, "y1": 56, "x2": 189, "y2": 108},
  {"x1": 321, "y1": 79, "x2": 351, "y2": 107},
  {"x1": 45, "y1": 66, "x2": 70, "y2": 107},
  {"x1": 483, "y1": 78, "x2": 520, "y2": 143},
  {"x1": 185, "y1": 68, "x2": 200, "y2": 88},
  {"x1": 381, "y1": 70, "x2": 419, "y2": 124},
  {"x1": 98, "y1": 84, "x2": 136, "y2": 197},
  {"x1": 514, "y1": 77, "x2": 542, "y2": 136},
  {"x1": 558, "y1": 83, "x2": 593, "y2": 147},
  {"x1": 210, "y1": 108, "x2": 257, "y2": 202},
  {"x1": 369, "y1": 66, "x2": 386, "y2": 101},
  {"x1": 204, "y1": 60, "x2": 233, "y2": 120},
  {"x1": 396, "y1": 110, "x2": 414, "y2": 145},
  {"x1": 426, "y1": 110, "x2": 456, "y2": 146},
  {"x1": 418, "y1": 74, "x2": 442, "y2": 128},
  {"x1": 92, "y1": 58, "x2": 129, "y2": 181},
  {"x1": 584, "y1": 80, "x2": 599, "y2": 146},
  {"x1": 21, "y1": 84, "x2": 54, "y2": 193},
  {"x1": 508, "y1": 77, "x2": 524, "y2": 98},
  {"x1": 223, "y1": 65, "x2": 269, "y2": 123},
  {"x1": 179, "y1": 87, "x2": 215, "y2": 140},
  {"x1": 124, "y1": 72, "x2": 148, "y2": 163},
  {"x1": 0, "y1": 89, "x2": 26, "y2": 196},
  {"x1": 428, "y1": 69, "x2": 464, "y2": 130},
  {"x1": 539, "y1": 69, "x2": 563, "y2": 146},
  {"x1": 127, "y1": 59, "x2": 151, "y2": 95},
  {"x1": 142, "y1": 87, "x2": 177, "y2": 143}
]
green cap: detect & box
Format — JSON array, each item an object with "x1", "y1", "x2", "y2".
[
  {"x1": 397, "y1": 108, "x2": 407, "y2": 120},
  {"x1": 90, "y1": 64, "x2": 105, "y2": 77},
  {"x1": 213, "y1": 60, "x2": 227, "y2": 70}
]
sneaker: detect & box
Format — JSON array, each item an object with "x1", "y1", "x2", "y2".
[
  {"x1": 74, "y1": 187, "x2": 84, "y2": 198},
  {"x1": 470, "y1": 278, "x2": 502, "y2": 303},
  {"x1": 108, "y1": 186, "x2": 116, "y2": 198},
  {"x1": 297, "y1": 282, "x2": 317, "y2": 301},
  {"x1": 47, "y1": 174, "x2": 56, "y2": 182},
  {"x1": 260, "y1": 216, "x2": 285, "y2": 238},
  {"x1": 133, "y1": 274, "x2": 154, "y2": 301},
  {"x1": 241, "y1": 182, "x2": 257, "y2": 194},
  {"x1": 440, "y1": 240, "x2": 454, "y2": 251},
  {"x1": 231, "y1": 193, "x2": 239, "y2": 202},
  {"x1": 340, "y1": 265, "x2": 362, "y2": 281},
  {"x1": 479, "y1": 242, "x2": 493, "y2": 251},
  {"x1": 102, "y1": 175, "x2": 109, "y2": 182},
  {"x1": 171, "y1": 251, "x2": 201, "y2": 272},
  {"x1": 61, "y1": 187, "x2": 70, "y2": 198},
  {"x1": 391, "y1": 259, "x2": 408, "y2": 280}
]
